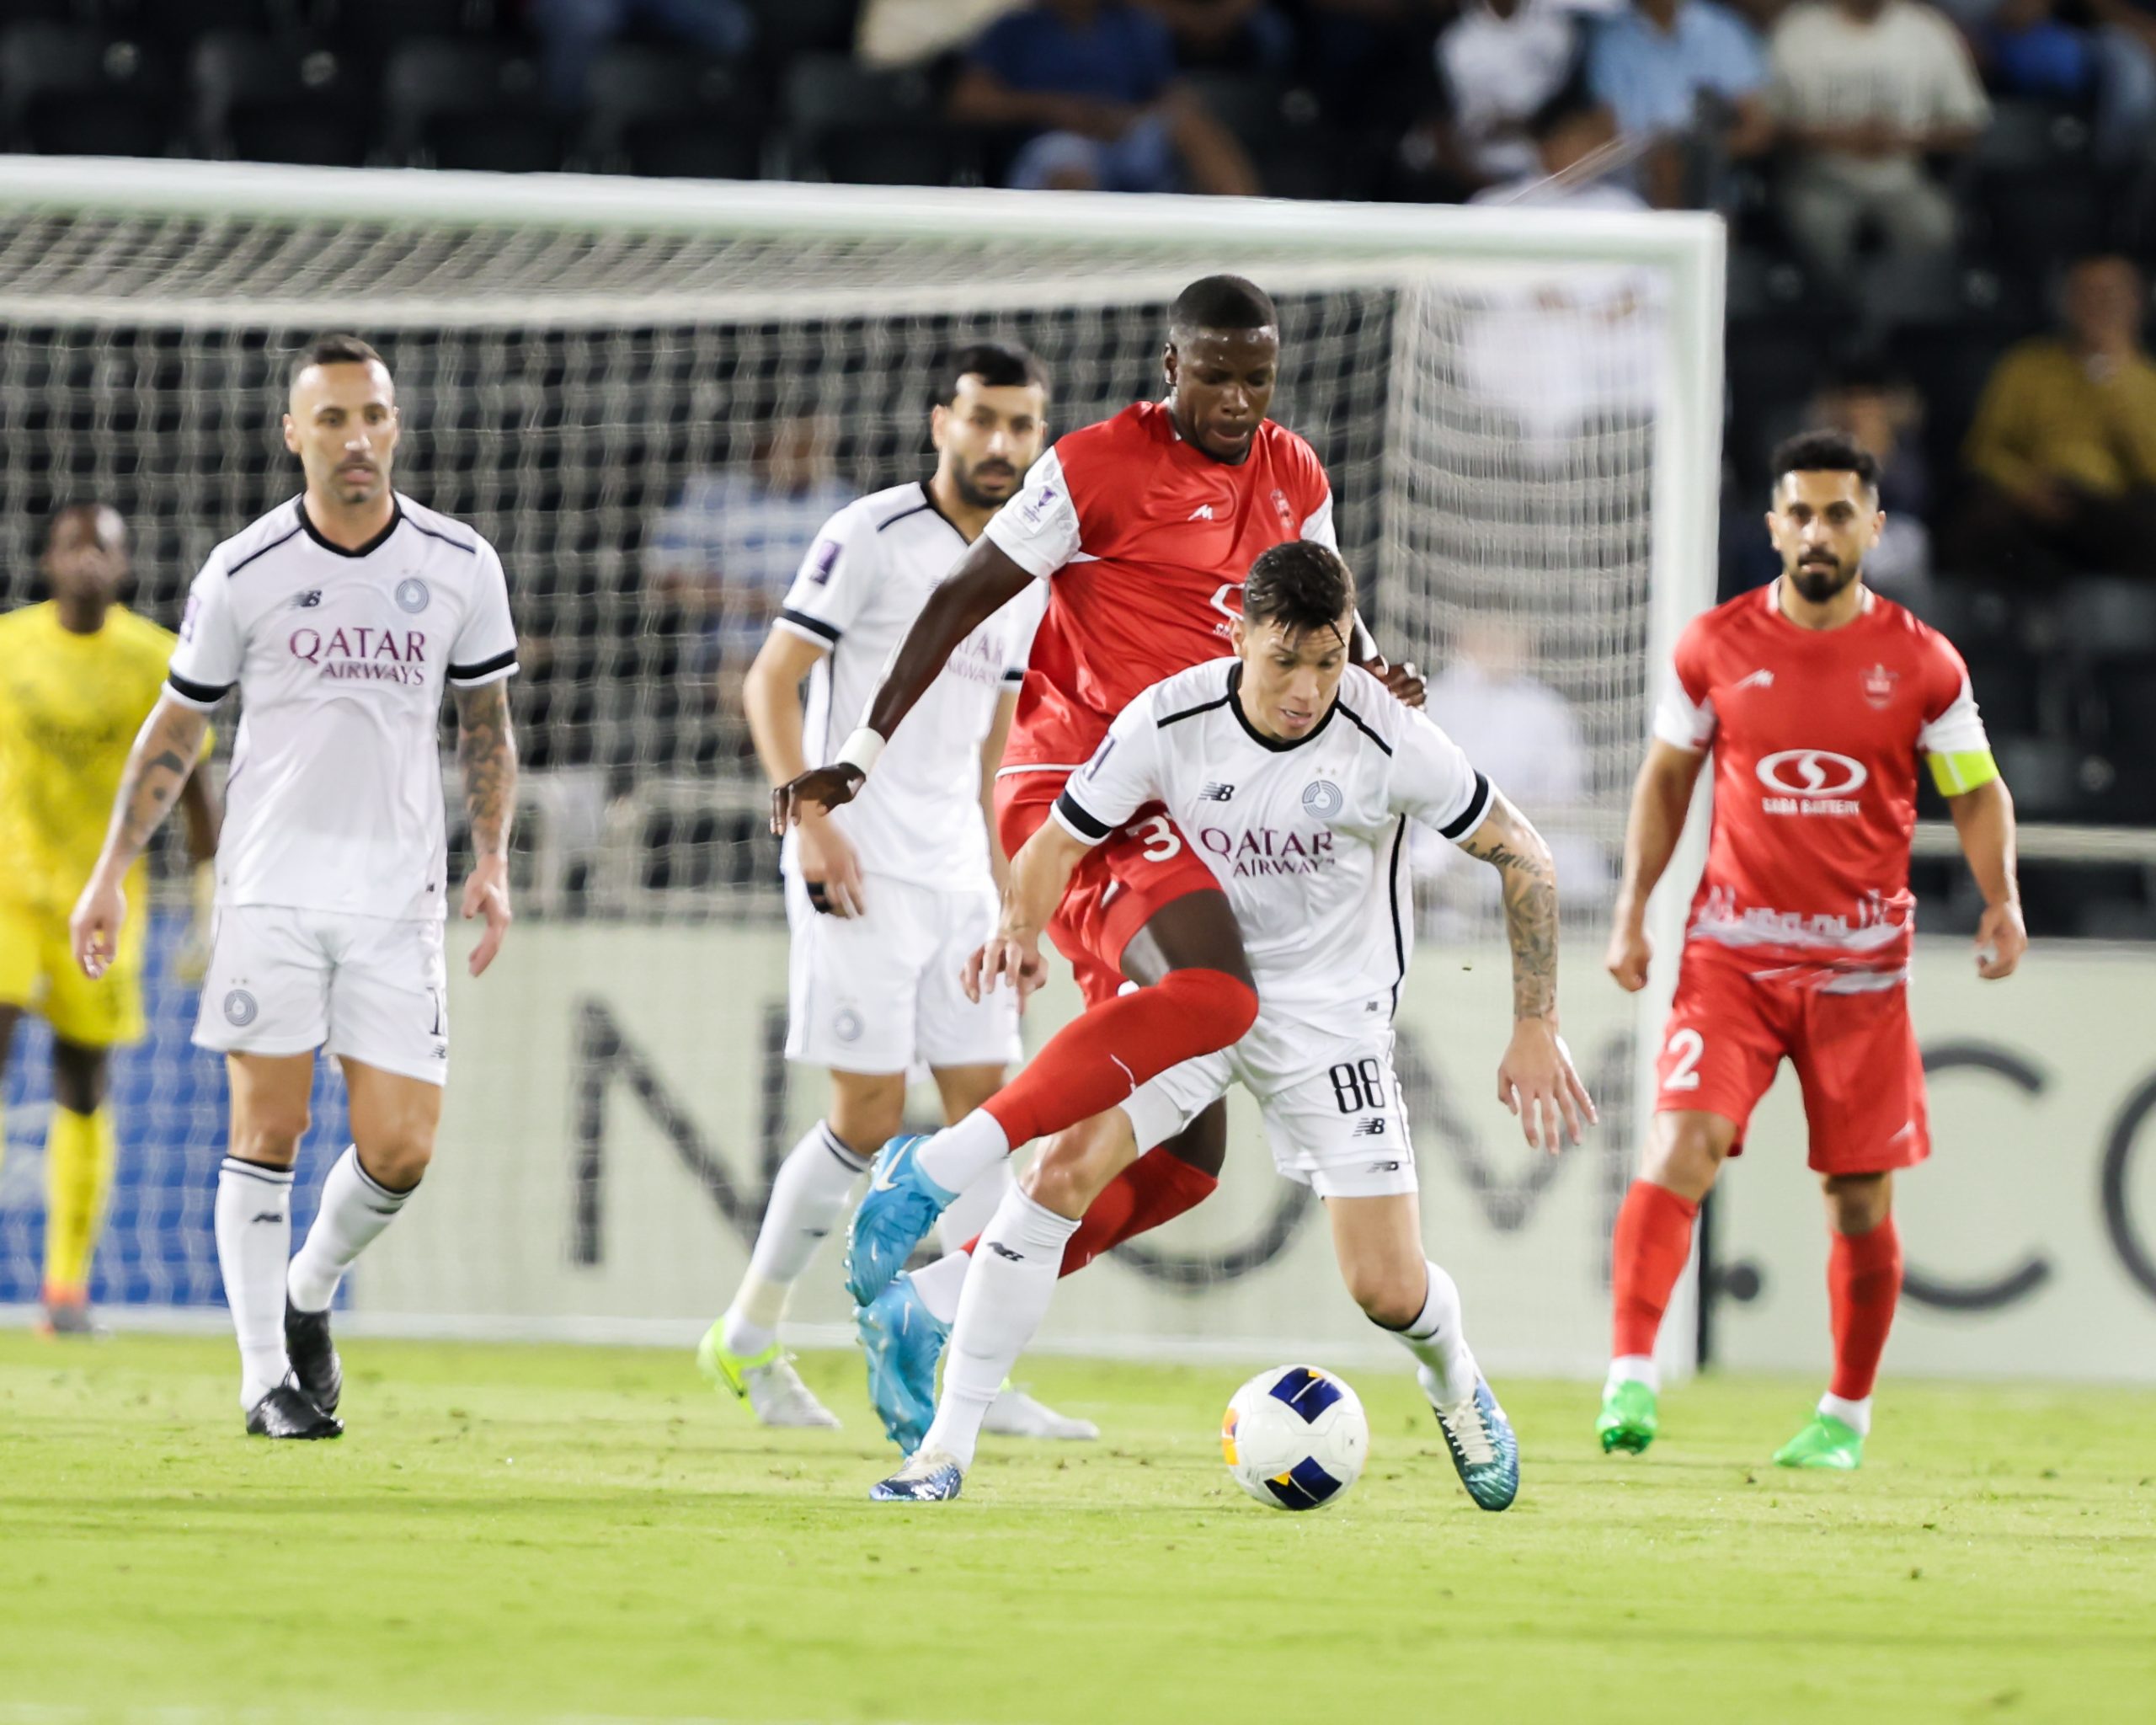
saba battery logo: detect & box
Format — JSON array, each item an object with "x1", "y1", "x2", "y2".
[{"x1": 1757, "y1": 749, "x2": 1867, "y2": 816}]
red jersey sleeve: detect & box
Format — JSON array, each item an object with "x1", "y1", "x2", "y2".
[{"x1": 1913, "y1": 624, "x2": 1990, "y2": 757}]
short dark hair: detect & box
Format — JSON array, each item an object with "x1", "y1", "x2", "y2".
[
  {"x1": 1243, "y1": 541, "x2": 1355, "y2": 641},
  {"x1": 42, "y1": 499, "x2": 123, "y2": 549},
  {"x1": 292, "y1": 333, "x2": 386, "y2": 383},
  {"x1": 1527, "y1": 88, "x2": 1605, "y2": 144},
  {"x1": 1169, "y1": 275, "x2": 1277, "y2": 342},
  {"x1": 1769, "y1": 429, "x2": 1878, "y2": 494},
  {"x1": 937, "y1": 341, "x2": 1048, "y2": 405}
]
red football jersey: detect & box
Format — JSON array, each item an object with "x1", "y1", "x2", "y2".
[
  {"x1": 1656, "y1": 582, "x2": 1991, "y2": 980},
  {"x1": 983, "y1": 401, "x2": 1335, "y2": 768}
]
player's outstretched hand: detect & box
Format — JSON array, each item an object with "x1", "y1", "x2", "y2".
[
  {"x1": 462, "y1": 852, "x2": 513, "y2": 978},
  {"x1": 1605, "y1": 921, "x2": 1652, "y2": 993},
  {"x1": 797, "y1": 814, "x2": 866, "y2": 917},
  {"x1": 70, "y1": 873, "x2": 127, "y2": 980},
  {"x1": 1975, "y1": 899, "x2": 2026, "y2": 980},
  {"x1": 770, "y1": 765, "x2": 865, "y2": 836},
  {"x1": 1357, "y1": 654, "x2": 1427, "y2": 710},
  {"x1": 1497, "y1": 1017, "x2": 1596, "y2": 1154},
  {"x1": 963, "y1": 928, "x2": 1048, "y2": 1005}
]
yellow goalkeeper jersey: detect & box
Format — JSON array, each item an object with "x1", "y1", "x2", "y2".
[{"x1": 0, "y1": 601, "x2": 190, "y2": 918}]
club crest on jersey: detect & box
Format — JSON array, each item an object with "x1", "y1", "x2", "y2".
[
  {"x1": 808, "y1": 538, "x2": 841, "y2": 585},
  {"x1": 1861, "y1": 663, "x2": 1899, "y2": 708},
  {"x1": 395, "y1": 577, "x2": 430, "y2": 614},
  {"x1": 223, "y1": 989, "x2": 259, "y2": 1028},
  {"x1": 1302, "y1": 780, "x2": 1344, "y2": 819},
  {"x1": 1271, "y1": 488, "x2": 1294, "y2": 531}
]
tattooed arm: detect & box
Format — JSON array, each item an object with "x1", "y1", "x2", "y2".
[
  {"x1": 1456, "y1": 788, "x2": 1596, "y2": 1152},
  {"x1": 454, "y1": 677, "x2": 519, "y2": 979},
  {"x1": 72, "y1": 693, "x2": 212, "y2": 978}
]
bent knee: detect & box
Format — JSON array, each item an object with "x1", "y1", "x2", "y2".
[
  {"x1": 1162, "y1": 967, "x2": 1259, "y2": 1049},
  {"x1": 232, "y1": 1108, "x2": 311, "y2": 1165},
  {"x1": 1350, "y1": 1269, "x2": 1428, "y2": 1332},
  {"x1": 358, "y1": 1133, "x2": 435, "y2": 1193},
  {"x1": 1025, "y1": 1121, "x2": 1129, "y2": 1218}
]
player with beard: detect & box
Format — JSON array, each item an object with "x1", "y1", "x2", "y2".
[
  {"x1": 1598, "y1": 430, "x2": 2025, "y2": 1470},
  {"x1": 698, "y1": 343, "x2": 1091, "y2": 1441}
]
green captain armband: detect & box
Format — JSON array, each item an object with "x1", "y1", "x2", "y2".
[{"x1": 1928, "y1": 748, "x2": 2000, "y2": 797}]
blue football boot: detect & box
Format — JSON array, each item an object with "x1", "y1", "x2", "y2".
[
  {"x1": 845, "y1": 1135, "x2": 956, "y2": 1306},
  {"x1": 857, "y1": 1271, "x2": 949, "y2": 1454},
  {"x1": 870, "y1": 1447, "x2": 965, "y2": 1503},
  {"x1": 1421, "y1": 1368, "x2": 1521, "y2": 1512}
]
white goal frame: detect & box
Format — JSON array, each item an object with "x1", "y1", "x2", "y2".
[{"x1": 0, "y1": 158, "x2": 1724, "y2": 1370}]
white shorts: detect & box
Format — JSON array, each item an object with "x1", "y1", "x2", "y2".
[
  {"x1": 1123, "y1": 1030, "x2": 1417, "y2": 1200},
  {"x1": 784, "y1": 871, "x2": 1022, "y2": 1074},
  {"x1": 193, "y1": 905, "x2": 451, "y2": 1086}
]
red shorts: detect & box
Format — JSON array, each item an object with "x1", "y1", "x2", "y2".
[
  {"x1": 1655, "y1": 945, "x2": 1930, "y2": 1174},
  {"x1": 994, "y1": 766, "x2": 1224, "y2": 1009}
]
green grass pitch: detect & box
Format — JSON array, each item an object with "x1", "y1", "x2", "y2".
[{"x1": 2, "y1": 1333, "x2": 2152, "y2": 1725}]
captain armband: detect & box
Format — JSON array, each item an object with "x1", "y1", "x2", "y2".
[{"x1": 1927, "y1": 748, "x2": 2001, "y2": 798}]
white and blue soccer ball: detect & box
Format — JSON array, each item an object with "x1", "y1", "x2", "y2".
[{"x1": 1221, "y1": 1364, "x2": 1369, "y2": 1510}]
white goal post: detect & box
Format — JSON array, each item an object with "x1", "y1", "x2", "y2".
[{"x1": 0, "y1": 158, "x2": 1722, "y2": 1375}]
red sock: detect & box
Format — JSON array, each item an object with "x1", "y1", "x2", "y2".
[
  {"x1": 1828, "y1": 1215, "x2": 1903, "y2": 1402},
  {"x1": 980, "y1": 969, "x2": 1258, "y2": 1149},
  {"x1": 962, "y1": 1147, "x2": 1219, "y2": 1275},
  {"x1": 1610, "y1": 1179, "x2": 1700, "y2": 1359}
]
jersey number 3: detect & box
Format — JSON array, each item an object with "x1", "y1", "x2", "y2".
[{"x1": 1129, "y1": 814, "x2": 1182, "y2": 862}]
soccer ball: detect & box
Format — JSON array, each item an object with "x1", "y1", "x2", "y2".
[{"x1": 1220, "y1": 1364, "x2": 1369, "y2": 1510}]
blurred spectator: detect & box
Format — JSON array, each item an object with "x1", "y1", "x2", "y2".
[
  {"x1": 1463, "y1": 97, "x2": 1663, "y2": 457},
  {"x1": 1946, "y1": 0, "x2": 2156, "y2": 168},
  {"x1": 2087, "y1": 0, "x2": 2156, "y2": 163},
  {"x1": 858, "y1": 0, "x2": 1013, "y2": 66},
  {"x1": 950, "y1": 0, "x2": 1261, "y2": 192},
  {"x1": 1141, "y1": 0, "x2": 1296, "y2": 68},
  {"x1": 646, "y1": 416, "x2": 855, "y2": 705},
  {"x1": 1767, "y1": 0, "x2": 1988, "y2": 291},
  {"x1": 1811, "y1": 365, "x2": 1934, "y2": 591},
  {"x1": 530, "y1": 0, "x2": 754, "y2": 109},
  {"x1": 1951, "y1": 255, "x2": 2156, "y2": 583},
  {"x1": 1431, "y1": 0, "x2": 1598, "y2": 190},
  {"x1": 1586, "y1": 0, "x2": 1772, "y2": 207},
  {"x1": 1414, "y1": 617, "x2": 1606, "y2": 926}
]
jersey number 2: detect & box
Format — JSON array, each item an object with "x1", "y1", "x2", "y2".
[{"x1": 1664, "y1": 1028, "x2": 1704, "y2": 1092}]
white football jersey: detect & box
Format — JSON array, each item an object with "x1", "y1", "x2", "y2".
[
  {"x1": 1054, "y1": 660, "x2": 1494, "y2": 1071},
  {"x1": 164, "y1": 494, "x2": 518, "y2": 922},
  {"x1": 774, "y1": 480, "x2": 1045, "y2": 890}
]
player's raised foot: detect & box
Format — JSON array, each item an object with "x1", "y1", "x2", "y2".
[
  {"x1": 1598, "y1": 1376, "x2": 1658, "y2": 1455},
  {"x1": 245, "y1": 1377, "x2": 343, "y2": 1440},
  {"x1": 38, "y1": 1293, "x2": 109, "y2": 1340},
  {"x1": 844, "y1": 1134, "x2": 957, "y2": 1306},
  {"x1": 696, "y1": 1324, "x2": 842, "y2": 1429},
  {"x1": 983, "y1": 1384, "x2": 1100, "y2": 1442},
  {"x1": 1420, "y1": 1369, "x2": 1519, "y2": 1511},
  {"x1": 1772, "y1": 1412, "x2": 1864, "y2": 1471},
  {"x1": 284, "y1": 1299, "x2": 342, "y2": 1415},
  {"x1": 856, "y1": 1273, "x2": 948, "y2": 1452},
  {"x1": 869, "y1": 1446, "x2": 965, "y2": 1503}
]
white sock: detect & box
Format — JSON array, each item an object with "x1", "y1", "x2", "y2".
[
  {"x1": 1819, "y1": 1391, "x2": 1872, "y2": 1436},
  {"x1": 1384, "y1": 1260, "x2": 1478, "y2": 1404},
  {"x1": 216, "y1": 1156, "x2": 295, "y2": 1409},
  {"x1": 914, "y1": 1109, "x2": 1011, "y2": 1199},
  {"x1": 917, "y1": 1187, "x2": 1078, "y2": 1470},
  {"x1": 287, "y1": 1145, "x2": 414, "y2": 1314},
  {"x1": 937, "y1": 1156, "x2": 1015, "y2": 1254},
  {"x1": 910, "y1": 1248, "x2": 970, "y2": 1326},
  {"x1": 1607, "y1": 1354, "x2": 1658, "y2": 1395},
  {"x1": 721, "y1": 1121, "x2": 866, "y2": 1358}
]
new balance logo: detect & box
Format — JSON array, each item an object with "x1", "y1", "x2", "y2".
[
  {"x1": 290, "y1": 589, "x2": 323, "y2": 609},
  {"x1": 1198, "y1": 782, "x2": 1235, "y2": 802},
  {"x1": 1352, "y1": 1118, "x2": 1387, "y2": 1138},
  {"x1": 1188, "y1": 505, "x2": 1217, "y2": 521},
  {"x1": 1736, "y1": 668, "x2": 1774, "y2": 690},
  {"x1": 251, "y1": 1211, "x2": 286, "y2": 1225},
  {"x1": 1365, "y1": 1160, "x2": 1402, "y2": 1174},
  {"x1": 986, "y1": 1241, "x2": 1024, "y2": 1263}
]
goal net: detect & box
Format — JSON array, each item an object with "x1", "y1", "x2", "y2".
[{"x1": 0, "y1": 162, "x2": 1721, "y2": 1376}]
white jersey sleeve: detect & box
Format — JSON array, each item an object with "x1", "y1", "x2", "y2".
[
  {"x1": 166, "y1": 549, "x2": 243, "y2": 710},
  {"x1": 447, "y1": 540, "x2": 520, "y2": 688},
  {"x1": 1299, "y1": 487, "x2": 1337, "y2": 550},
  {"x1": 1049, "y1": 688, "x2": 1165, "y2": 844},
  {"x1": 982, "y1": 446, "x2": 1081, "y2": 581},
  {"x1": 771, "y1": 500, "x2": 879, "y2": 654},
  {"x1": 1392, "y1": 709, "x2": 1494, "y2": 845}
]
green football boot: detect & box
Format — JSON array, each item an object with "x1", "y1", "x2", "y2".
[
  {"x1": 1596, "y1": 1377, "x2": 1658, "y2": 1455},
  {"x1": 1773, "y1": 1412, "x2": 1864, "y2": 1470},
  {"x1": 696, "y1": 1323, "x2": 841, "y2": 1429}
]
